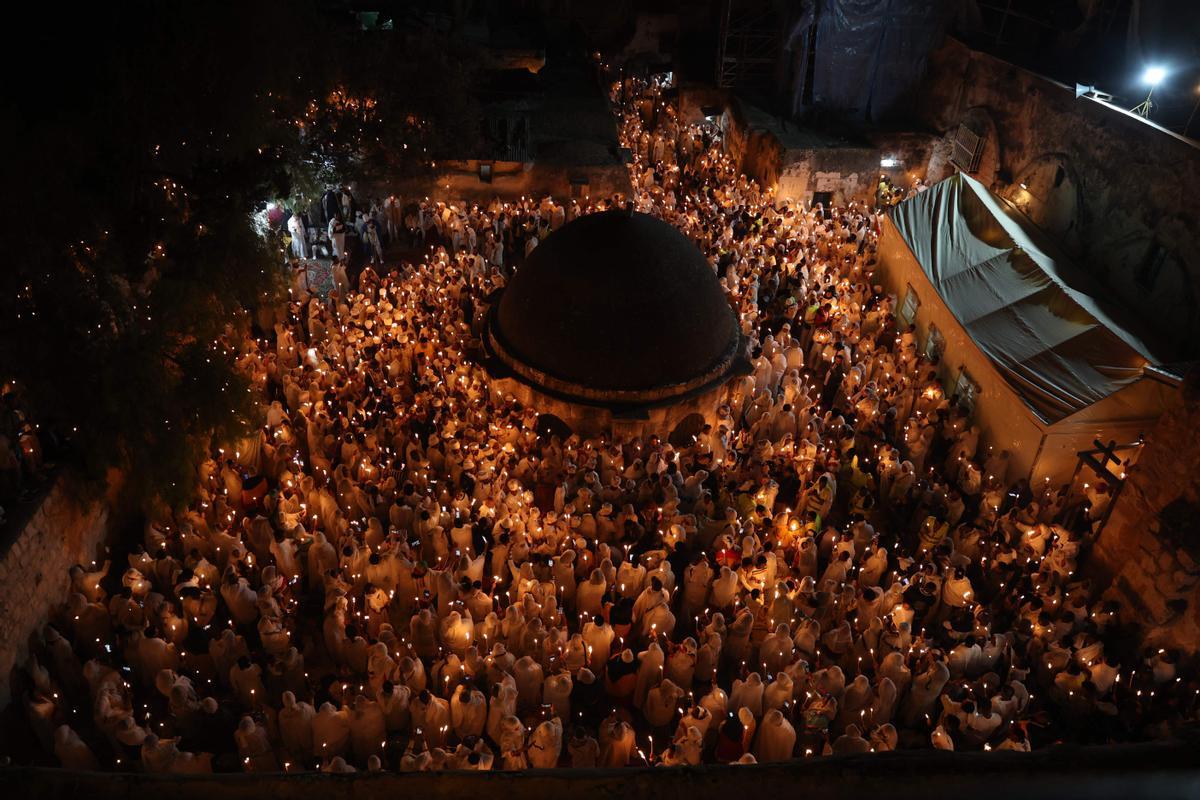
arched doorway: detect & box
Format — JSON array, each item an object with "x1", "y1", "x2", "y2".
[
  {"x1": 1103, "y1": 236, "x2": 1196, "y2": 356},
  {"x1": 1006, "y1": 153, "x2": 1082, "y2": 253},
  {"x1": 536, "y1": 413, "x2": 573, "y2": 442},
  {"x1": 668, "y1": 412, "x2": 707, "y2": 448}
]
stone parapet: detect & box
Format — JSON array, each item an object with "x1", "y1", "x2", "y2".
[
  {"x1": 2, "y1": 738, "x2": 1198, "y2": 800},
  {"x1": 0, "y1": 478, "x2": 109, "y2": 707}
]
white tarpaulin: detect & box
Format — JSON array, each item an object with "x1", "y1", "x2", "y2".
[{"x1": 887, "y1": 173, "x2": 1159, "y2": 424}]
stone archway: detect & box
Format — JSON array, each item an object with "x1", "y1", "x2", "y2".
[
  {"x1": 1099, "y1": 233, "x2": 1198, "y2": 357},
  {"x1": 1006, "y1": 153, "x2": 1083, "y2": 254},
  {"x1": 667, "y1": 412, "x2": 707, "y2": 448}
]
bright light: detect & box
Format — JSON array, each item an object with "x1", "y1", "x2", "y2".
[
  {"x1": 880, "y1": 157, "x2": 899, "y2": 168},
  {"x1": 1143, "y1": 66, "x2": 1166, "y2": 86}
]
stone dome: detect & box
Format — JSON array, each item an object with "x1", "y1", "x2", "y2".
[{"x1": 487, "y1": 209, "x2": 742, "y2": 407}]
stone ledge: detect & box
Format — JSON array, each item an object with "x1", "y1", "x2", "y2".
[{"x1": 2, "y1": 738, "x2": 1198, "y2": 800}]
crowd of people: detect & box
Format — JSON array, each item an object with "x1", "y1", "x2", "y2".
[
  {"x1": 282, "y1": 179, "x2": 579, "y2": 287},
  {"x1": 875, "y1": 174, "x2": 924, "y2": 207},
  {"x1": 12, "y1": 75, "x2": 1196, "y2": 776},
  {"x1": 283, "y1": 186, "x2": 391, "y2": 266}
]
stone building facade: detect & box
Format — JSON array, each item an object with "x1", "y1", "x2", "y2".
[
  {"x1": 719, "y1": 97, "x2": 879, "y2": 208},
  {"x1": 1093, "y1": 370, "x2": 1200, "y2": 652}
]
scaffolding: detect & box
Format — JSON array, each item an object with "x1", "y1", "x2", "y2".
[{"x1": 715, "y1": 0, "x2": 781, "y2": 93}]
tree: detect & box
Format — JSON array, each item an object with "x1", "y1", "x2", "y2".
[
  {"x1": 2, "y1": 2, "x2": 478, "y2": 512},
  {"x1": 286, "y1": 21, "x2": 482, "y2": 203}
]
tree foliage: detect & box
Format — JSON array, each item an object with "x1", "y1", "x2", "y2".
[
  {"x1": 290, "y1": 31, "x2": 482, "y2": 199},
  {"x1": 3, "y1": 2, "x2": 479, "y2": 511}
]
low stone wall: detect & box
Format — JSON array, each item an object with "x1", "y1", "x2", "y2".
[
  {"x1": 0, "y1": 479, "x2": 109, "y2": 707},
  {"x1": 3, "y1": 739, "x2": 1197, "y2": 800}
]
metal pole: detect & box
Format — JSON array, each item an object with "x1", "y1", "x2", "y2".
[
  {"x1": 995, "y1": 0, "x2": 1014, "y2": 46},
  {"x1": 1185, "y1": 92, "x2": 1200, "y2": 138}
]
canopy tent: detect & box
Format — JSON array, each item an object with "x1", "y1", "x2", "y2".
[
  {"x1": 878, "y1": 173, "x2": 1171, "y2": 483},
  {"x1": 887, "y1": 173, "x2": 1156, "y2": 425}
]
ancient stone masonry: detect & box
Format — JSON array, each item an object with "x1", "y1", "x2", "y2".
[
  {"x1": 0, "y1": 480, "x2": 109, "y2": 707},
  {"x1": 915, "y1": 39, "x2": 1200, "y2": 360},
  {"x1": 718, "y1": 96, "x2": 879, "y2": 207},
  {"x1": 1095, "y1": 371, "x2": 1200, "y2": 651}
]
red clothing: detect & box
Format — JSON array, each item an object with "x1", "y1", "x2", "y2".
[{"x1": 714, "y1": 732, "x2": 745, "y2": 763}]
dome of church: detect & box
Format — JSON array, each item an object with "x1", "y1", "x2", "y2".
[{"x1": 487, "y1": 209, "x2": 742, "y2": 406}]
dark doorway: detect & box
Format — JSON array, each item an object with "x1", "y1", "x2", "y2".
[
  {"x1": 668, "y1": 413, "x2": 707, "y2": 448},
  {"x1": 536, "y1": 413, "x2": 573, "y2": 442}
]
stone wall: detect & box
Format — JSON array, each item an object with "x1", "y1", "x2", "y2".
[
  {"x1": 0, "y1": 479, "x2": 109, "y2": 707},
  {"x1": 3, "y1": 739, "x2": 1197, "y2": 800},
  {"x1": 377, "y1": 161, "x2": 632, "y2": 207},
  {"x1": 869, "y1": 131, "x2": 953, "y2": 188},
  {"x1": 775, "y1": 147, "x2": 879, "y2": 207},
  {"x1": 614, "y1": 12, "x2": 679, "y2": 64},
  {"x1": 914, "y1": 38, "x2": 1200, "y2": 360},
  {"x1": 721, "y1": 99, "x2": 879, "y2": 207},
  {"x1": 1093, "y1": 372, "x2": 1200, "y2": 652},
  {"x1": 677, "y1": 84, "x2": 729, "y2": 126}
]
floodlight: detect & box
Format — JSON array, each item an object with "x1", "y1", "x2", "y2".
[{"x1": 1132, "y1": 67, "x2": 1167, "y2": 117}]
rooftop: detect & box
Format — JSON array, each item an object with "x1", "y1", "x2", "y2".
[{"x1": 488, "y1": 209, "x2": 743, "y2": 405}]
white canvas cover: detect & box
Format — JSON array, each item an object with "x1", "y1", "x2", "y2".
[{"x1": 887, "y1": 173, "x2": 1158, "y2": 424}]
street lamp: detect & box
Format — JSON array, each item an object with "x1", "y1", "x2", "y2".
[{"x1": 1131, "y1": 66, "x2": 1167, "y2": 117}]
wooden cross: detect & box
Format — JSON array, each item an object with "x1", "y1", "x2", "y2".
[{"x1": 1093, "y1": 439, "x2": 1120, "y2": 468}]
